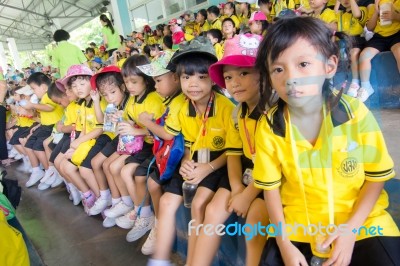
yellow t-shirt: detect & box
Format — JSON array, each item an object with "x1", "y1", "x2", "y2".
[
  {"x1": 164, "y1": 93, "x2": 187, "y2": 136},
  {"x1": 17, "y1": 116, "x2": 35, "y2": 128},
  {"x1": 125, "y1": 91, "x2": 164, "y2": 144},
  {"x1": 253, "y1": 96, "x2": 400, "y2": 244},
  {"x1": 367, "y1": 0, "x2": 400, "y2": 36},
  {"x1": 229, "y1": 14, "x2": 241, "y2": 29},
  {"x1": 39, "y1": 93, "x2": 64, "y2": 126},
  {"x1": 171, "y1": 92, "x2": 235, "y2": 151},
  {"x1": 313, "y1": 7, "x2": 337, "y2": 24},
  {"x1": 194, "y1": 21, "x2": 211, "y2": 36},
  {"x1": 210, "y1": 19, "x2": 222, "y2": 31},
  {"x1": 214, "y1": 43, "x2": 224, "y2": 60},
  {"x1": 271, "y1": 0, "x2": 299, "y2": 18},
  {"x1": 184, "y1": 21, "x2": 196, "y2": 36},
  {"x1": 337, "y1": 7, "x2": 368, "y2": 36},
  {"x1": 225, "y1": 103, "x2": 261, "y2": 160},
  {"x1": 78, "y1": 98, "x2": 108, "y2": 134},
  {"x1": 64, "y1": 101, "x2": 82, "y2": 131}
]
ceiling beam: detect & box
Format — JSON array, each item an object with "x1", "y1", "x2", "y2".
[{"x1": 0, "y1": 3, "x2": 47, "y2": 18}]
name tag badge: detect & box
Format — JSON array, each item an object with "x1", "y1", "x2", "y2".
[
  {"x1": 242, "y1": 168, "x2": 253, "y2": 186},
  {"x1": 197, "y1": 148, "x2": 210, "y2": 163}
]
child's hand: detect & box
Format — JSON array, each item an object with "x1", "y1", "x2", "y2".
[
  {"x1": 117, "y1": 121, "x2": 135, "y2": 135},
  {"x1": 228, "y1": 192, "x2": 251, "y2": 218},
  {"x1": 279, "y1": 241, "x2": 309, "y2": 266},
  {"x1": 90, "y1": 89, "x2": 100, "y2": 102},
  {"x1": 111, "y1": 110, "x2": 123, "y2": 123},
  {"x1": 321, "y1": 231, "x2": 356, "y2": 266},
  {"x1": 22, "y1": 100, "x2": 34, "y2": 109},
  {"x1": 179, "y1": 160, "x2": 196, "y2": 179},
  {"x1": 380, "y1": 4, "x2": 396, "y2": 20},
  {"x1": 184, "y1": 163, "x2": 213, "y2": 185},
  {"x1": 56, "y1": 121, "x2": 64, "y2": 132},
  {"x1": 375, "y1": 0, "x2": 380, "y2": 13},
  {"x1": 64, "y1": 148, "x2": 75, "y2": 159},
  {"x1": 138, "y1": 111, "x2": 154, "y2": 124},
  {"x1": 70, "y1": 139, "x2": 81, "y2": 150}
]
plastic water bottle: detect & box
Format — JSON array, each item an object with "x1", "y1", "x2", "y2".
[
  {"x1": 310, "y1": 234, "x2": 330, "y2": 266},
  {"x1": 182, "y1": 181, "x2": 198, "y2": 208},
  {"x1": 103, "y1": 104, "x2": 117, "y2": 132}
]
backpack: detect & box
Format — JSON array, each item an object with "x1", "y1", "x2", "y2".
[{"x1": 152, "y1": 107, "x2": 185, "y2": 181}]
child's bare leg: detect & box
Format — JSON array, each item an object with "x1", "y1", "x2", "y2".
[
  {"x1": 391, "y1": 42, "x2": 400, "y2": 72},
  {"x1": 148, "y1": 178, "x2": 162, "y2": 217},
  {"x1": 103, "y1": 153, "x2": 122, "y2": 199},
  {"x1": 187, "y1": 187, "x2": 215, "y2": 265},
  {"x1": 244, "y1": 198, "x2": 268, "y2": 266},
  {"x1": 79, "y1": 167, "x2": 100, "y2": 197},
  {"x1": 109, "y1": 155, "x2": 130, "y2": 196},
  {"x1": 191, "y1": 188, "x2": 231, "y2": 266}
]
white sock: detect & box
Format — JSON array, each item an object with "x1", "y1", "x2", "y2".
[
  {"x1": 111, "y1": 197, "x2": 121, "y2": 206},
  {"x1": 147, "y1": 258, "x2": 172, "y2": 266},
  {"x1": 100, "y1": 189, "x2": 111, "y2": 199},
  {"x1": 121, "y1": 196, "x2": 134, "y2": 207},
  {"x1": 351, "y1": 79, "x2": 360, "y2": 85},
  {"x1": 137, "y1": 205, "x2": 153, "y2": 217},
  {"x1": 32, "y1": 166, "x2": 41, "y2": 172},
  {"x1": 361, "y1": 81, "x2": 373, "y2": 90},
  {"x1": 48, "y1": 165, "x2": 56, "y2": 172}
]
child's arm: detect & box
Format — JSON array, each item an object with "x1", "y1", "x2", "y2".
[
  {"x1": 185, "y1": 152, "x2": 227, "y2": 185},
  {"x1": 56, "y1": 121, "x2": 73, "y2": 133},
  {"x1": 91, "y1": 90, "x2": 104, "y2": 123},
  {"x1": 227, "y1": 155, "x2": 245, "y2": 195},
  {"x1": 322, "y1": 181, "x2": 385, "y2": 266},
  {"x1": 366, "y1": 0, "x2": 379, "y2": 31},
  {"x1": 70, "y1": 128, "x2": 103, "y2": 149},
  {"x1": 264, "y1": 188, "x2": 309, "y2": 266},
  {"x1": 23, "y1": 101, "x2": 54, "y2": 112},
  {"x1": 117, "y1": 121, "x2": 149, "y2": 136},
  {"x1": 350, "y1": 0, "x2": 362, "y2": 18},
  {"x1": 138, "y1": 111, "x2": 174, "y2": 140}
]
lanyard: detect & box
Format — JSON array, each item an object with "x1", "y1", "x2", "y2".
[
  {"x1": 189, "y1": 92, "x2": 215, "y2": 159},
  {"x1": 242, "y1": 114, "x2": 257, "y2": 160},
  {"x1": 287, "y1": 104, "x2": 334, "y2": 242},
  {"x1": 191, "y1": 91, "x2": 214, "y2": 137}
]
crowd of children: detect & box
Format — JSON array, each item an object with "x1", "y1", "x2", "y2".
[{"x1": 1, "y1": 0, "x2": 400, "y2": 265}]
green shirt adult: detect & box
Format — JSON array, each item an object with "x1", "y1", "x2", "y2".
[
  {"x1": 51, "y1": 41, "x2": 87, "y2": 77},
  {"x1": 101, "y1": 26, "x2": 120, "y2": 51}
]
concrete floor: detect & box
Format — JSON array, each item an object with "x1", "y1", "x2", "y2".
[{"x1": 9, "y1": 109, "x2": 400, "y2": 266}]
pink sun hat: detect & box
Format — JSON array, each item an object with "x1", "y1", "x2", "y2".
[
  {"x1": 248, "y1": 11, "x2": 267, "y2": 24},
  {"x1": 209, "y1": 33, "x2": 262, "y2": 88},
  {"x1": 56, "y1": 64, "x2": 93, "y2": 92}
]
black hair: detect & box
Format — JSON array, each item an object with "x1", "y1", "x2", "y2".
[
  {"x1": 256, "y1": 16, "x2": 350, "y2": 115},
  {"x1": 27, "y1": 72, "x2": 51, "y2": 87},
  {"x1": 89, "y1": 42, "x2": 96, "y2": 46},
  {"x1": 207, "y1": 6, "x2": 220, "y2": 17},
  {"x1": 197, "y1": 9, "x2": 207, "y2": 20},
  {"x1": 150, "y1": 44, "x2": 162, "y2": 51},
  {"x1": 224, "y1": 2, "x2": 237, "y2": 16},
  {"x1": 130, "y1": 48, "x2": 140, "y2": 55},
  {"x1": 47, "y1": 82, "x2": 66, "y2": 99},
  {"x1": 241, "y1": 3, "x2": 252, "y2": 18},
  {"x1": 222, "y1": 18, "x2": 235, "y2": 28},
  {"x1": 121, "y1": 55, "x2": 156, "y2": 93},
  {"x1": 100, "y1": 14, "x2": 115, "y2": 35},
  {"x1": 163, "y1": 35, "x2": 173, "y2": 49},
  {"x1": 86, "y1": 47, "x2": 95, "y2": 54},
  {"x1": 156, "y1": 24, "x2": 165, "y2": 32},
  {"x1": 143, "y1": 45, "x2": 151, "y2": 58},
  {"x1": 258, "y1": 0, "x2": 271, "y2": 5},
  {"x1": 96, "y1": 72, "x2": 124, "y2": 93},
  {"x1": 207, "y1": 29, "x2": 223, "y2": 43},
  {"x1": 176, "y1": 55, "x2": 217, "y2": 77},
  {"x1": 53, "y1": 29, "x2": 70, "y2": 42},
  {"x1": 67, "y1": 75, "x2": 91, "y2": 87}
]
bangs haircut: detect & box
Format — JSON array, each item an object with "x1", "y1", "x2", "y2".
[
  {"x1": 96, "y1": 72, "x2": 125, "y2": 94},
  {"x1": 121, "y1": 55, "x2": 156, "y2": 92},
  {"x1": 176, "y1": 55, "x2": 217, "y2": 77},
  {"x1": 48, "y1": 82, "x2": 66, "y2": 99},
  {"x1": 67, "y1": 75, "x2": 91, "y2": 87}
]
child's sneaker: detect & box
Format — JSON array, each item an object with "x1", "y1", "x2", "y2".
[
  {"x1": 115, "y1": 209, "x2": 137, "y2": 229},
  {"x1": 103, "y1": 216, "x2": 116, "y2": 228},
  {"x1": 141, "y1": 224, "x2": 157, "y2": 255},
  {"x1": 147, "y1": 258, "x2": 173, "y2": 266},
  {"x1": 82, "y1": 192, "x2": 96, "y2": 214},
  {"x1": 25, "y1": 169, "x2": 45, "y2": 188},
  {"x1": 50, "y1": 173, "x2": 64, "y2": 188},
  {"x1": 126, "y1": 214, "x2": 155, "y2": 242},
  {"x1": 357, "y1": 87, "x2": 374, "y2": 102},
  {"x1": 103, "y1": 201, "x2": 133, "y2": 218},
  {"x1": 88, "y1": 197, "x2": 112, "y2": 216},
  {"x1": 8, "y1": 148, "x2": 18, "y2": 159},
  {"x1": 346, "y1": 83, "x2": 360, "y2": 98},
  {"x1": 38, "y1": 168, "x2": 56, "y2": 190},
  {"x1": 70, "y1": 185, "x2": 82, "y2": 206}
]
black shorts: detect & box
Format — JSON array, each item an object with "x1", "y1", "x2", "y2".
[
  {"x1": 24, "y1": 124, "x2": 54, "y2": 151},
  {"x1": 9, "y1": 126, "x2": 31, "y2": 145},
  {"x1": 100, "y1": 136, "x2": 119, "y2": 157},
  {"x1": 365, "y1": 31, "x2": 400, "y2": 52},
  {"x1": 352, "y1": 35, "x2": 366, "y2": 50},
  {"x1": 49, "y1": 134, "x2": 71, "y2": 163},
  {"x1": 80, "y1": 134, "x2": 112, "y2": 169},
  {"x1": 133, "y1": 157, "x2": 157, "y2": 178},
  {"x1": 260, "y1": 236, "x2": 400, "y2": 266},
  {"x1": 124, "y1": 142, "x2": 154, "y2": 166}
]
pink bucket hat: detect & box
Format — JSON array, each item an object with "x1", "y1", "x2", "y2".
[
  {"x1": 248, "y1": 11, "x2": 267, "y2": 24},
  {"x1": 56, "y1": 64, "x2": 93, "y2": 92},
  {"x1": 209, "y1": 33, "x2": 262, "y2": 88}
]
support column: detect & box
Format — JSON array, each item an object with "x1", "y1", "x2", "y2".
[
  {"x1": 0, "y1": 43, "x2": 7, "y2": 72},
  {"x1": 110, "y1": 0, "x2": 131, "y2": 36},
  {"x1": 6, "y1": 38, "x2": 22, "y2": 71}
]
